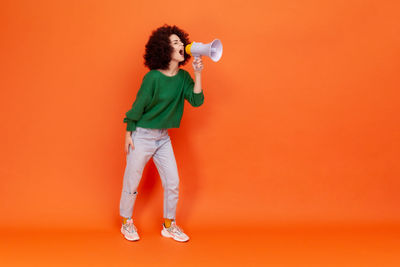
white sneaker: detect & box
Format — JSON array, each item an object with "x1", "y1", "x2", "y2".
[
  {"x1": 121, "y1": 218, "x2": 140, "y2": 241},
  {"x1": 161, "y1": 221, "x2": 189, "y2": 242}
]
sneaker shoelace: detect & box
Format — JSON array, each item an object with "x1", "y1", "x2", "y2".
[
  {"x1": 169, "y1": 223, "x2": 183, "y2": 234},
  {"x1": 124, "y1": 220, "x2": 136, "y2": 234}
]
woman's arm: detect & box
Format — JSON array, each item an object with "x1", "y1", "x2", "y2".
[
  {"x1": 124, "y1": 73, "x2": 154, "y2": 131},
  {"x1": 183, "y1": 60, "x2": 205, "y2": 107},
  {"x1": 193, "y1": 57, "x2": 203, "y2": 93}
]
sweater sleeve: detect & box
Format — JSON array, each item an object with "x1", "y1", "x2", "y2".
[
  {"x1": 183, "y1": 71, "x2": 204, "y2": 107},
  {"x1": 123, "y1": 73, "x2": 154, "y2": 131}
]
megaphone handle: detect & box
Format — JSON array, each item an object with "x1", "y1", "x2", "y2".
[{"x1": 193, "y1": 55, "x2": 203, "y2": 71}]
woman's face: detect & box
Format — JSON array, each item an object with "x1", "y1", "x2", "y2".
[{"x1": 169, "y1": 34, "x2": 185, "y2": 63}]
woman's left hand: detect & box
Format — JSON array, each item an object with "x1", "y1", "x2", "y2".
[{"x1": 192, "y1": 57, "x2": 204, "y2": 73}]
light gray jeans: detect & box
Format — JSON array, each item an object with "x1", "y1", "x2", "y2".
[{"x1": 119, "y1": 127, "x2": 180, "y2": 220}]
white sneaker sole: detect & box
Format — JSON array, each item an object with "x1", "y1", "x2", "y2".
[
  {"x1": 121, "y1": 227, "x2": 140, "y2": 241},
  {"x1": 161, "y1": 229, "x2": 189, "y2": 242}
]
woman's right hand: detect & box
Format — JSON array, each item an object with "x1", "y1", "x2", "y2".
[{"x1": 125, "y1": 131, "x2": 134, "y2": 154}]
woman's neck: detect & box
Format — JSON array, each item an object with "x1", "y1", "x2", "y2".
[{"x1": 160, "y1": 61, "x2": 179, "y2": 76}]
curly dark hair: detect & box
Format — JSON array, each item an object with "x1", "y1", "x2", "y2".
[{"x1": 144, "y1": 24, "x2": 191, "y2": 70}]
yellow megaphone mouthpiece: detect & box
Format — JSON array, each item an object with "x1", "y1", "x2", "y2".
[{"x1": 185, "y1": 43, "x2": 193, "y2": 56}]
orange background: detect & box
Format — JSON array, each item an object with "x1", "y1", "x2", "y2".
[{"x1": 1, "y1": 0, "x2": 400, "y2": 243}]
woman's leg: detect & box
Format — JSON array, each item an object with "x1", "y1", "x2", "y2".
[
  {"x1": 119, "y1": 130, "x2": 154, "y2": 219},
  {"x1": 153, "y1": 135, "x2": 180, "y2": 220}
]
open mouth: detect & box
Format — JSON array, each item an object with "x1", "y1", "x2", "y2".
[{"x1": 179, "y1": 49, "x2": 184, "y2": 56}]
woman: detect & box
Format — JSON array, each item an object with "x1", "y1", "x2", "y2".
[{"x1": 119, "y1": 24, "x2": 204, "y2": 242}]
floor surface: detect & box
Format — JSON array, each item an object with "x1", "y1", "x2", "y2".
[{"x1": 1, "y1": 224, "x2": 399, "y2": 266}]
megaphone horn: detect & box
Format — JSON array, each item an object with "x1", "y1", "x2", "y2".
[{"x1": 185, "y1": 39, "x2": 223, "y2": 62}]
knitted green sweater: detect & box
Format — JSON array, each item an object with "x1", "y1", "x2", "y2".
[{"x1": 123, "y1": 69, "x2": 204, "y2": 131}]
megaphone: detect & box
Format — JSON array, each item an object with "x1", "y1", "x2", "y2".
[{"x1": 185, "y1": 39, "x2": 223, "y2": 62}]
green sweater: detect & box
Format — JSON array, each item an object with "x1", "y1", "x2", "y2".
[{"x1": 123, "y1": 69, "x2": 204, "y2": 131}]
